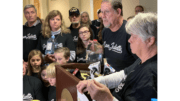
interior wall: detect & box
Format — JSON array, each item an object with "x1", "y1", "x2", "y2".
[
  {"x1": 139, "y1": 0, "x2": 157, "y2": 13},
  {"x1": 48, "y1": 0, "x2": 70, "y2": 27},
  {"x1": 81, "y1": 0, "x2": 91, "y2": 20},
  {"x1": 122, "y1": 0, "x2": 139, "y2": 20}
]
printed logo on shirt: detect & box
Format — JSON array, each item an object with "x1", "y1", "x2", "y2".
[
  {"x1": 115, "y1": 78, "x2": 126, "y2": 93},
  {"x1": 23, "y1": 93, "x2": 33, "y2": 100},
  {"x1": 51, "y1": 99, "x2": 54, "y2": 101},
  {"x1": 23, "y1": 33, "x2": 37, "y2": 40},
  {"x1": 103, "y1": 41, "x2": 122, "y2": 54},
  {"x1": 77, "y1": 57, "x2": 86, "y2": 62},
  {"x1": 73, "y1": 36, "x2": 78, "y2": 42},
  {"x1": 42, "y1": 43, "x2": 63, "y2": 50}
]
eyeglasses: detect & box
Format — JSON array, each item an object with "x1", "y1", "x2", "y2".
[
  {"x1": 70, "y1": 13, "x2": 79, "y2": 17},
  {"x1": 79, "y1": 30, "x2": 90, "y2": 34}
]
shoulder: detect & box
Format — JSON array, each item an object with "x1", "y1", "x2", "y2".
[{"x1": 24, "y1": 75, "x2": 42, "y2": 85}]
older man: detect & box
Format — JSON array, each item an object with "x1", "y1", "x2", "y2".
[
  {"x1": 101, "y1": 0, "x2": 137, "y2": 71},
  {"x1": 23, "y1": 4, "x2": 42, "y2": 62},
  {"x1": 77, "y1": 12, "x2": 157, "y2": 101}
]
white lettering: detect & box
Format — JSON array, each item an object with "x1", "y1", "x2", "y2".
[{"x1": 103, "y1": 41, "x2": 122, "y2": 54}]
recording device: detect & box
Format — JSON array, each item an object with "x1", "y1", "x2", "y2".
[
  {"x1": 88, "y1": 61, "x2": 101, "y2": 79},
  {"x1": 69, "y1": 68, "x2": 84, "y2": 80},
  {"x1": 103, "y1": 63, "x2": 116, "y2": 75}
]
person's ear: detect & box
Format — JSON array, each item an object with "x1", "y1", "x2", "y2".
[
  {"x1": 146, "y1": 36, "x2": 156, "y2": 47},
  {"x1": 116, "y1": 8, "x2": 121, "y2": 16},
  {"x1": 66, "y1": 57, "x2": 70, "y2": 62}
]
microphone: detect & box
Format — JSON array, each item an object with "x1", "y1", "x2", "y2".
[
  {"x1": 103, "y1": 63, "x2": 116, "y2": 75},
  {"x1": 88, "y1": 61, "x2": 101, "y2": 79}
]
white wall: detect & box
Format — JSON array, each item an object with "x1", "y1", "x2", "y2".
[
  {"x1": 139, "y1": 0, "x2": 157, "y2": 13},
  {"x1": 48, "y1": 0, "x2": 70, "y2": 27},
  {"x1": 122, "y1": 0, "x2": 139, "y2": 20}
]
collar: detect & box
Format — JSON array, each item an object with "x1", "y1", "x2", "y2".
[
  {"x1": 51, "y1": 28, "x2": 61, "y2": 36},
  {"x1": 25, "y1": 19, "x2": 40, "y2": 27}
]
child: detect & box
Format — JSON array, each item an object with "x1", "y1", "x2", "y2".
[
  {"x1": 38, "y1": 65, "x2": 50, "y2": 100},
  {"x1": 46, "y1": 62, "x2": 59, "y2": 101},
  {"x1": 27, "y1": 49, "x2": 44, "y2": 78},
  {"x1": 54, "y1": 47, "x2": 70, "y2": 64}
]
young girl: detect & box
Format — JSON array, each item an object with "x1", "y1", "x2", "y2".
[
  {"x1": 46, "y1": 62, "x2": 59, "y2": 101},
  {"x1": 27, "y1": 49, "x2": 44, "y2": 78},
  {"x1": 36, "y1": 10, "x2": 76, "y2": 62}
]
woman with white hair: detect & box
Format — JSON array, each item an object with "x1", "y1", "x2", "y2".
[{"x1": 76, "y1": 12, "x2": 157, "y2": 101}]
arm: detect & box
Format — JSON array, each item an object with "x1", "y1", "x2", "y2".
[
  {"x1": 34, "y1": 78, "x2": 46, "y2": 101},
  {"x1": 94, "y1": 70, "x2": 126, "y2": 89}
]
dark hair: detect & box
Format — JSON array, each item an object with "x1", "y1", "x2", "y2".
[
  {"x1": 38, "y1": 65, "x2": 50, "y2": 87},
  {"x1": 97, "y1": 19, "x2": 104, "y2": 43},
  {"x1": 97, "y1": 9, "x2": 101, "y2": 14},
  {"x1": 102, "y1": 0, "x2": 123, "y2": 16},
  {"x1": 76, "y1": 24, "x2": 93, "y2": 55},
  {"x1": 135, "y1": 5, "x2": 144, "y2": 11}
]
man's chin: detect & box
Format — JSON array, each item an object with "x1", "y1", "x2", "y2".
[{"x1": 71, "y1": 22, "x2": 79, "y2": 25}]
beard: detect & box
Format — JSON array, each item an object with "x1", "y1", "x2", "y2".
[
  {"x1": 71, "y1": 21, "x2": 79, "y2": 25},
  {"x1": 104, "y1": 23, "x2": 111, "y2": 28}
]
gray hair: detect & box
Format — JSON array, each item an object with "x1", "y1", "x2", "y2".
[
  {"x1": 24, "y1": 4, "x2": 37, "y2": 13},
  {"x1": 102, "y1": 0, "x2": 123, "y2": 16},
  {"x1": 80, "y1": 11, "x2": 92, "y2": 25},
  {"x1": 125, "y1": 12, "x2": 157, "y2": 44}
]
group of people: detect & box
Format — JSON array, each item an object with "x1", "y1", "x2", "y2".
[{"x1": 23, "y1": 0, "x2": 157, "y2": 101}]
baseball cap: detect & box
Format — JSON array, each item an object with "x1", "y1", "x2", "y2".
[{"x1": 69, "y1": 7, "x2": 80, "y2": 16}]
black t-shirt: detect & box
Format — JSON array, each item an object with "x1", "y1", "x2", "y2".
[
  {"x1": 112, "y1": 55, "x2": 157, "y2": 101},
  {"x1": 23, "y1": 75, "x2": 45, "y2": 101},
  {"x1": 31, "y1": 73, "x2": 39, "y2": 78},
  {"x1": 102, "y1": 20, "x2": 137, "y2": 71},
  {"x1": 23, "y1": 23, "x2": 42, "y2": 61},
  {"x1": 90, "y1": 25, "x2": 98, "y2": 39},
  {"x1": 92, "y1": 20, "x2": 101, "y2": 28},
  {"x1": 36, "y1": 33, "x2": 75, "y2": 55},
  {"x1": 48, "y1": 86, "x2": 56, "y2": 101},
  {"x1": 69, "y1": 24, "x2": 79, "y2": 47},
  {"x1": 76, "y1": 50, "x2": 87, "y2": 63}
]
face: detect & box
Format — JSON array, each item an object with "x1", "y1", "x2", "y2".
[
  {"x1": 69, "y1": 13, "x2": 80, "y2": 24},
  {"x1": 41, "y1": 70, "x2": 48, "y2": 81},
  {"x1": 24, "y1": 7, "x2": 37, "y2": 23},
  {"x1": 128, "y1": 33, "x2": 146, "y2": 56},
  {"x1": 30, "y1": 55, "x2": 42, "y2": 69},
  {"x1": 54, "y1": 52, "x2": 69, "y2": 65},
  {"x1": 48, "y1": 77, "x2": 56, "y2": 86},
  {"x1": 79, "y1": 27, "x2": 91, "y2": 41},
  {"x1": 81, "y1": 13, "x2": 89, "y2": 24},
  {"x1": 98, "y1": 12, "x2": 102, "y2": 20},
  {"x1": 135, "y1": 7, "x2": 143, "y2": 15},
  {"x1": 101, "y1": 2, "x2": 119, "y2": 28},
  {"x1": 23, "y1": 63, "x2": 27, "y2": 76},
  {"x1": 50, "y1": 15, "x2": 61, "y2": 31}
]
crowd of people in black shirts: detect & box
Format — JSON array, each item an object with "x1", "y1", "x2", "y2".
[{"x1": 23, "y1": 0, "x2": 157, "y2": 101}]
